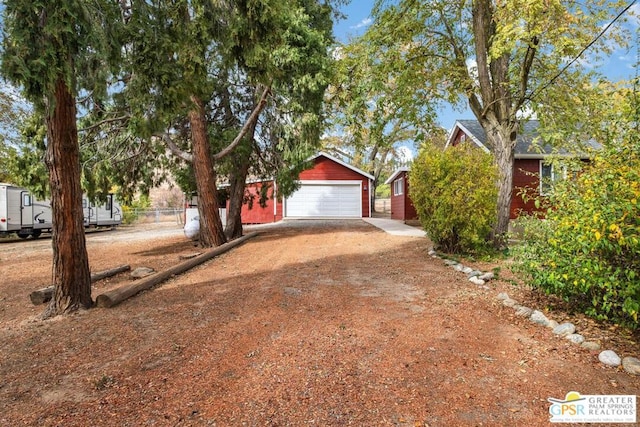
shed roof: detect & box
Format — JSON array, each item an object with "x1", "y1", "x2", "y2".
[{"x1": 384, "y1": 167, "x2": 409, "y2": 185}]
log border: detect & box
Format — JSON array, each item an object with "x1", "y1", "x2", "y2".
[{"x1": 95, "y1": 232, "x2": 259, "y2": 308}]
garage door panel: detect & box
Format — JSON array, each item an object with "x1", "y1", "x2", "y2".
[{"x1": 286, "y1": 183, "x2": 361, "y2": 217}]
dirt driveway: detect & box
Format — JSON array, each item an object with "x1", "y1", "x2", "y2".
[{"x1": 0, "y1": 220, "x2": 638, "y2": 426}]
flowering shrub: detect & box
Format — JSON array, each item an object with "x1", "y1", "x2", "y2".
[{"x1": 514, "y1": 140, "x2": 640, "y2": 329}]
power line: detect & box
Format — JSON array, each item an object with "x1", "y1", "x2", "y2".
[{"x1": 529, "y1": 0, "x2": 638, "y2": 101}]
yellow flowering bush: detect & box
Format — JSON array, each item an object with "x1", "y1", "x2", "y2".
[{"x1": 515, "y1": 139, "x2": 640, "y2": 329}]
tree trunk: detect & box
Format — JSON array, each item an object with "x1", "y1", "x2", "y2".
[
  {"x1": 225, "y1": 154, "x2": 251, "y2": 239},
  {"x1": 224, "y1": 89, "x2": 261, "y2": 239},
  {"x1": 189, "y1": 95, "x2": 226, "y2": 247},
  {"x1": 42, "y1": 77, "x2": 93, "y2": 318},
  {"x1": 370, "y1": 148, "x2": 389, "y2": 214},
  {"x1": 483, "y1": 121, "x2": 516, "y2": 247}
]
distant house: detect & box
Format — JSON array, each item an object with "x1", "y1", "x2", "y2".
[
  {"x1": 385, "y1": 120, "x2": 595, "y2": 222},
  {"x1": 446, "y1": 119, "x2": 595, "y2": 218},
  {"x1": 384, "y1": 168, "x2": 418, "y2": 222},
  {"x1": 186, "y1": 152, "x2": 374, "y2": 225}
]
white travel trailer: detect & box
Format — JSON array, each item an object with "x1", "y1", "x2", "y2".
[
  {"x1": 0, "y1": 183, "x2": 53, "y2": 238},
  {"x1": 0, "y1": 183, "x2": 122, "y2": 238},
  {"x1": 82, "y1": 194, "x2": 122, "y2": 228}
]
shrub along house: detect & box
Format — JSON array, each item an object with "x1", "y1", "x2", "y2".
[{"x1": 386, "y1": 119, "x2": 596, "y2": 222}]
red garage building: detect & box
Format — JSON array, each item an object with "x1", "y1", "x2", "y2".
[{"x1": 231, "y1": 152, "x2": 374, "y2": 224}]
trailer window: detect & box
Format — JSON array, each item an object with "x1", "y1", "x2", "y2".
[
  {"x1": 106, "y1": 197, "x2": 112, "y2": 211},
  {"x1": 23, "y1": 194, "x2": 32, "y2": 206},
  {"x1": 83, "y1": 199, "x2": 87, "y2": 208}
]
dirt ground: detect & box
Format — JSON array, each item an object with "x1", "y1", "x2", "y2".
[{"x1": 0, "y1": 220, "x2": 638, "y2": 426}]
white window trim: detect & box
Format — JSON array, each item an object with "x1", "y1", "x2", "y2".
[
  {"x1": 540, "y1": 161, "x2": 567, "y2": 195},
  {"x1": 393, "y1": 177, "x2": 404, "y2": 196}
]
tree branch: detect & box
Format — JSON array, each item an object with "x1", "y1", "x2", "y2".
[
  {"x1": 213, "y1": 85, "x2": 271, "y2": 161},
  {"x1": 162, "y1": 132, "x2": 193, "y2": 162}
]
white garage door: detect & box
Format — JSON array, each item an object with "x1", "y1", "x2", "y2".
[{"x1": 285, "y1": 181, "x2": 362, "y2": 218}]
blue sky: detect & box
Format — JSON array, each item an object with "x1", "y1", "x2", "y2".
[{"x1": 333, "y1": 1, "x2": 640, "y2": 130}]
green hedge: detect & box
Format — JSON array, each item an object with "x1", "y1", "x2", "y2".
[{"x1": 409, "y1": 143, "x2": 498, "y2": 253}]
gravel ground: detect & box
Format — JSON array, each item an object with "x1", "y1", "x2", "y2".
[{"x1": 0, "y1": 220, "x2": 638, "y2": 426}]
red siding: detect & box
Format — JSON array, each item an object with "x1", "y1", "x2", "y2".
[
  {"x1": 511, "y1": 159, "x2": 542, "y2": 218},
  {"x1": 389, "y1": 175, "x2": 404, "y2": 220},
  {"x1": 389, "y1": 171, "x2": 418, "y2": 221},
  {"x1": 404, "y1": 175, "x2": 418, "y2": 220},
  {"x1": 236, "y1": 181, "x2": 279, "y2": 224},
  {"x1": 450, "y1": 129, "x2": 467, "y2": 147},
  {"x1": 298, "y1": 156, "x2": 370, "y2": 217},
  {"x1": 223, "y1": 155, "x2": 370, "y2": 223}
]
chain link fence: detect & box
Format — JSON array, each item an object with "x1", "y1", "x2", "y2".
[{"x1": 127, "y1": 208, "x2": 185, "y2": 225}]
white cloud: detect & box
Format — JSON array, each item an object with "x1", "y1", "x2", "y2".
[
  {"x1": 350, "y1": 18, "x2": 372, "y2": 30},
  {"x1": 397, "y1": 146, "x2": 414, "y2": 163}
]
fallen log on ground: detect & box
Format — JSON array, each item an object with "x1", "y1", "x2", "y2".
[
  {"x1": 95, "y1": 232, "x2": 259, "y2": 308},
  {"x1": 29, "y1": 264, "x2": 131, "y2": 305}
]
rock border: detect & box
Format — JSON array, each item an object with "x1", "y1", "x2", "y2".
[{"x1": 428, "y1": 249, "x2": 640, "y2": 376}]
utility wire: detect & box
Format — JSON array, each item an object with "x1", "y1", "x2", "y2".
[{"x1": 529, "y1": 0, "x2": 638, "y2": 101}]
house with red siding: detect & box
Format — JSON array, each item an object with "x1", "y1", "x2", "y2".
[
  {"x1": 384, "y1": 168, "x2": 418, "y2": 222},
  {"x1": 226, "y1": 152, "x2": 374, "y2": 224},
  {"x1": 385, "y1": 120, "x2": 596, "y2": 222},
  {"x1": 446, "y1": 120, "x2": 596, "y2": 218}
]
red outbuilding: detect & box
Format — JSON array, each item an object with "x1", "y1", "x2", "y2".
[
  {"x1": 384, "y1": 168, "x2": 418, "y2": 222},
  {"x1": 225, "y1": 152, "x2": 374, "y2": 224}
]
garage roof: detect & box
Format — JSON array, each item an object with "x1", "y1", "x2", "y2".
[{"x1": 309, "y1": 152, "x2": 375, "y2": 180}]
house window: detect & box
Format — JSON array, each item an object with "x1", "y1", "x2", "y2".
[
  {"x1": 540, "y1": 161, "x2": 566, "y2": 195},
  {"x1": 393, "y1": 177, "x2": 404, "y2": 196},
  {"x1": 23, "y1": 194, "x2": 32, "y2": 207}
]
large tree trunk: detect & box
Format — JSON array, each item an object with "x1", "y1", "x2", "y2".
[
  {"x1": 482, "y1": 120, "x2": 517, "y2": 247},
  {"x1": 189, "y1": 95, "x2": 226, "y2": 247},
  {"x1": 42, "y1": 77, "x2": 93, "y2": 318}
]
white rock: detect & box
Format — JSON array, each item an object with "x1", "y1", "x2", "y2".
[
  {"x1": 514, "y1": 305, "x2": 533, "y2": 317},
  {"x1": 444, "y1": 259, "x2": 458, "y2": 266},
  {"x1": 467, "y1": 270, "x2": 482, "y2": 278},
  {"x1": 598, "y1": 350, "x2": 622, "y2": 367},
  {"x1": 502, "y1": 298, "x2": 518, "y2": 307},
  {"x1": 581, "y1": 341, "x2": 601, "y2": 351},
  {"x1": 547, "y1": 320, "x2": 559, "y2": 329},
  {"x1": 454, "y1": 264, "x2": 464, "y2": 272},
  {"x1": 565, "y1": 334, "x2": 585, "y2": 344},
  {"x1": 496, "y1": 292, "x2": 510, "y2": 301},
  {"x1": 462, "y1": 266, "x2": 474, "y2": 274},
  {"x1": 553, "y1": 323, "x2": 576, "y2": 337},
  {"x1": 622, "y1": 357, "x2": 640, "y2": 375},
  {"x1": 530, "y1": 310, "x2": 551, "y2": 326},
  {"x1": 469, "y1": 277, "x2": 485, "y2": 286},
  {"x1": 478, "y1": 272, "x2": 495, "y2": 281}
]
